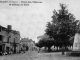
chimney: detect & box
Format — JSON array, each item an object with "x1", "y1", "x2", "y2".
[{"x1": 7, "y1": 25, "x2": 12, "y2": 30}]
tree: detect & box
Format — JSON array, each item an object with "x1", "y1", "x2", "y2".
[
  {"x1": 41, "y1": 36, "x2": 54, "y2": 51},
  {"x1": 45, "y1": 4, "x2": 79, "y2": 50},
  {"x1": 35, "y1": 40, "x2": 44, "y2": 48},
  {"x1": 36, "y1": 34, "x2": 54, "y2": 52}
]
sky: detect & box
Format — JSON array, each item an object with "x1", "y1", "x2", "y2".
[{"x1": 0, "y1": 0, "x2": 80, "y2": 42}]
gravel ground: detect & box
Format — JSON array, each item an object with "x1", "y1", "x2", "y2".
[{"x1": 0, "y1": 51, "x2": 80, "y2": 60}]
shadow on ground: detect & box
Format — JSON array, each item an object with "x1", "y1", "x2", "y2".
[
  {"x1": 40, "y1": 49, "x2": 72, "y2": 53},
  {"x1": 66, "y1": 51, "x2": 80, "y2": 57}
]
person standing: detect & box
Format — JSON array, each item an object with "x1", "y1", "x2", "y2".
[{"x1": 38, "y1": 48, "x2": 40, "y2": 53}]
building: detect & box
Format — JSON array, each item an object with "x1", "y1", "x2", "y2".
[
  {"x1": 10, "y1": 30, "x2": 20, "y2": 53},
  {"x1": 0, "y1": 25, "x2": 20, "y2": 54},
  {"x1": 20, "y1": 38, "x2": 28, "y2": 51},
  {"x1": 20, "y1": 38, "x2": 35, "y2": 51}
]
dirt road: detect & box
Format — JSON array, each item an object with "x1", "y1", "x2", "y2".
[{"x1": 0, "y1": 51, "x2": 80, "y2": 60}]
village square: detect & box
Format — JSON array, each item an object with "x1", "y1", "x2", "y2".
[{"x1": 0, "y1": 0, "x2": 80, "y2": 60}]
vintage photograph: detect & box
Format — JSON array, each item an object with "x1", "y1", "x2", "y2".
[{"x1": 0, "y1": 0, "x2": 80, "y2": 60}]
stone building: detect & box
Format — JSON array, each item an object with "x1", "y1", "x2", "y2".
[
  {"x1": 20, "y1": 38, "x2": 35, "y2": 51},
  {"x1": 0, "y1": 25, "x2": 20, "y2": 54},
  {"x1": 20, "y1": 38, "x2": 29, "y2": 51}
]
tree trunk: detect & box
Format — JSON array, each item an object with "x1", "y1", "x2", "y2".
[
  {"x1": 48, "y1": 47, "x2": 51, "y2": 52},
  {"x1": 62, "y1": 45, "x2": 65, "y2": 55},
  {"x1": 57, "y1": 46, "x2": 58, "y2": 51}
]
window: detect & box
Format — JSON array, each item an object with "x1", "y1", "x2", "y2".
[{"x1": 0, "y1": 35, "x2": 3, "y2": 41}]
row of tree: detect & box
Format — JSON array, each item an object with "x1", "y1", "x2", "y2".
[{"x1": 36, "y1": 4, "x2": 80, "y2": 52}]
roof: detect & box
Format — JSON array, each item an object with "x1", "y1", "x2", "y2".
[{"x1": 0, "y1": 25, "x2": 20, "y2": 35}]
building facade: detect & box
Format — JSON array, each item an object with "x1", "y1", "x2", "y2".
[
  {"x1": 20, "y1": 38, "x2": 35, "y2": 51},
  {"x1": 0, "y1": 25, "x2": 20, "y2": 54}
]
